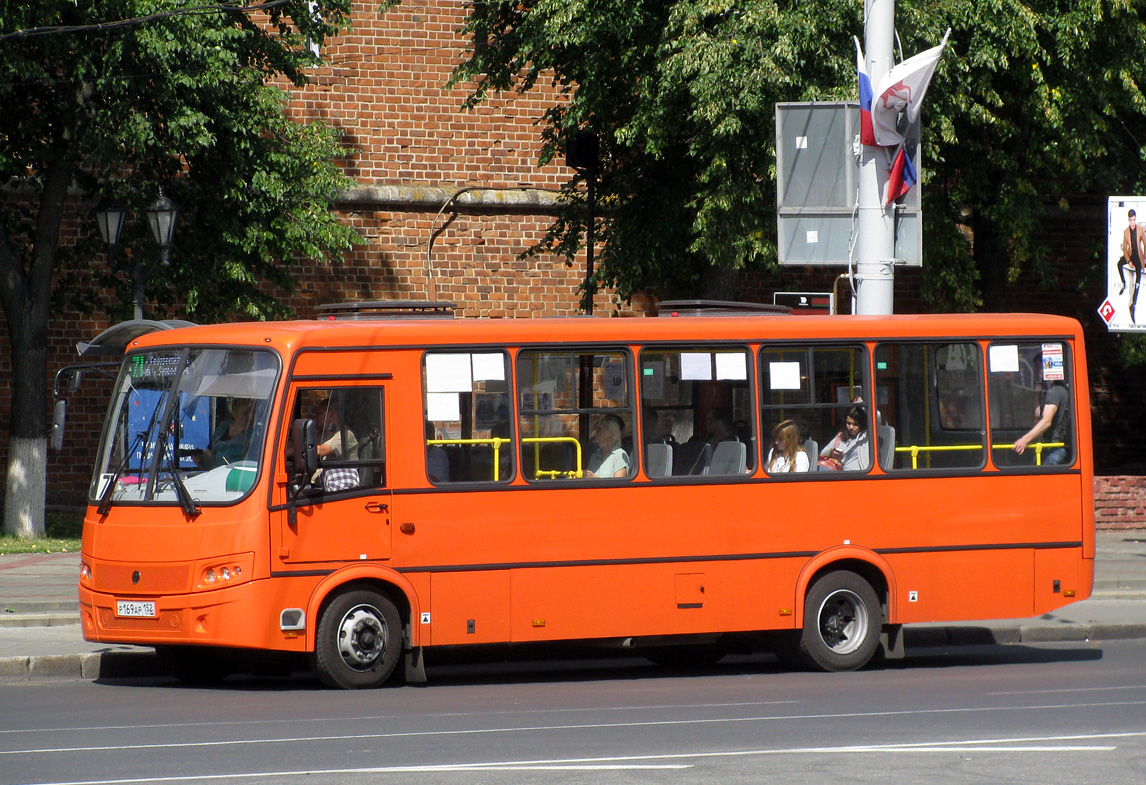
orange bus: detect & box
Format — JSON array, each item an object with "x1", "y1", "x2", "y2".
[{"x1": 78, "y1": 302, "x2": 1095, "y2": 688}]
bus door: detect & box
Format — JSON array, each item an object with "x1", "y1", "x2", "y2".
[{"x1": 276, "y1": 384, "x2": 392, "y2": 565}]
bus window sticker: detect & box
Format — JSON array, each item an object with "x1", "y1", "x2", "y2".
[
  {"x1": 1042, "y1": 343, "x2": 1065, "y2": 381},
  {"x1": 681, "y1": 352, "x2": 712, "y2": 381},
  {"x1": 472, "y1": 353, "x2": 505, "y2": 382},
  {"x1": 716, "y1": 352, "x2": 747, "y2": 381},
  {"x1": 988, "y1": 344, "x2": 1019, "y2": 374},
  {"x1": 426, "y1": 353, "x2": 473, "y2": 393},
  {"x1": 427, "y1": 392, "x2": 461, "y2": 421},
  {"x1": 770, "y1": 361, "x2": 802, "y2": 390}
]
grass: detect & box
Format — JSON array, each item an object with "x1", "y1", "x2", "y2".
[{"x1": 0, "y1": 508, "x2": 84, "y2": 555}]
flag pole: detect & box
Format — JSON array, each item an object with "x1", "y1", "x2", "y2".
[{"x1": 856, "y1": 0, "x2": 896, "y2": 315}]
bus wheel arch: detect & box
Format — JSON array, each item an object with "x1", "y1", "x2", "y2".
[
  {"x1": 310, "y1": 580, "x2": 407, "y2": 689},
  {"x1": 793, "y1": 551, "x2": 895, "y2": 629}
]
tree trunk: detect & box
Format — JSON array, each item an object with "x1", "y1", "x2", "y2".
[
  {"x1": 972, "y1": 214, "x2": 1009, "y2": 312},
  {"x1": 698, "y1": 261, "x2": 739, "y2": 301},
  {"x1": 0, "y1": 159, "x2": 70, "y2": 538}
]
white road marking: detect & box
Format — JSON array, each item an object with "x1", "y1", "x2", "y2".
[
  {"x1": 12, "y1": 731, "x2": 1136, "y2": 785},
  {"x1": 5, "y1": 702, "x2": 1146, "y2": 757}
]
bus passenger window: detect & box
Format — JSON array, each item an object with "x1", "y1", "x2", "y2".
[
  {"x1": 423, "y1": 352, "x2": 513, "y2": 483},
  {"x1": 874, "y1": 343, "x2": 985, "y2": 471},
  {"x1": 293, "y1": 387, "x2": 386, "y2": 492},
  {"x1": 759, "y1": 345, "x2": 870, "y2": 475},
  {"x1": 988, "y1": 341, "x2": 1074, "y2": 469},
  {"x1": 516, "y1": 349, "x2": 633, "y2": 480},
  {"x1": 639, "y1": 348, "x2": 755, "y2": 478}
]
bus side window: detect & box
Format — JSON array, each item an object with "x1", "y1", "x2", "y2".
[
  {"x1": 516, "y1": 349, "x2": 633, "y2": 481},
  {"x1": 639, "y1": 347, "x2": 755, "y2": 478},
  {"x1": 423, "y1": 352, "x2": 514, "y2": 484},
  {"x1": 760, "y1": 345, "x2": 870, "y2": 475},
  {"x1": 874, "y1": 342, "x2": 985, "y2": 471},
  {"x1": 293, "y1": 387, "x2": 386, "y2": 493},
  {"x1": 988, "y1": 341, "x2": 1074, "y2": 469}
]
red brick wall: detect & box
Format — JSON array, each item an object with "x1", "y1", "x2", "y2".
[{"x1": 1095, "y1": 476, "x2": 1146, "y2": 529}]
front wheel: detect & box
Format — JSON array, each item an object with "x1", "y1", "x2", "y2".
[
  {"x1": 797, "y1": 571, "x2": 882, "y2": 672},
  {"x1": 311, "y1": 588, "x2": 402, "y2": 689}
]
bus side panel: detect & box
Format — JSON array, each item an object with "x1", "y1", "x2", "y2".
[
  {"x1": 427, "y1": 571, "x2": 511, "y2": 645},
  {"x1": 507, "y1": 559, "x2": 799, "y2": 642},
  {"x1": 1033, "y1": 547, "x2": 1088, "y2": 616},
  {"x1": 885, "y1": 549, "x2": 1035, "y2": 624}
]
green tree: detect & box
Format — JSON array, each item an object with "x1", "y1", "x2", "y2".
[
  {"x1": 0, "y1": 0, "x2": 360, "y2": 537},
  {"x1": 454, "y1": 0, "x2": 1146, "y2": 311}
]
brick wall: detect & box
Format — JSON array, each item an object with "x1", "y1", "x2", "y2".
[{"x1": 1095, "y1": 476, "x2": 1146, "y2": 529}]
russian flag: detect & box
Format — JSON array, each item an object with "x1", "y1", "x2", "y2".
[
  {"x1": 855, "y1": 37, "x2": 876, "y2": 146},
  {"x1": 885, "y1": 145, "x2": 918, "y2": 205}
]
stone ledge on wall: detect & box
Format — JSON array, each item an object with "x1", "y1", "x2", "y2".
[
  {"x1": 1095, "y1": 476, "x2": 1146, "y2": 530},
  {"x1": 337, "y1": 185, "x2": 564, "y2": 215}
]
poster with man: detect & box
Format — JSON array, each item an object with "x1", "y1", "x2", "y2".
[{"x1": 1100, "y1": 197, "x2": 1146, "y2": 332}]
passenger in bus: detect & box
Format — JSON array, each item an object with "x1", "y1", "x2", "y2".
[
  {"x1": 819, "y1": 406, "x2": 871, "y2": 471},
  {"x1": 705, "y1": 407, "x2": 739, "y2": 448},
  {"x1": 584, "y1": 416, "x2": 630, "y2": 478},
  {"x1": 1013, "y1": 381, "x2": 1070, "y2": 465},
  {"x1": 314, "y1": 397, "x2": 360, "y2": 491},
  {"x1": 766, "y1": 420, "x2": 810, "y2": 474},
  {"x1": 197, "y1": 398, "x2": 255, "y2": 469}
]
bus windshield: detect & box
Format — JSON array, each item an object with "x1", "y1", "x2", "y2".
[{"x1": 89, "y1": 348, "x2": 279, "y2": 508}]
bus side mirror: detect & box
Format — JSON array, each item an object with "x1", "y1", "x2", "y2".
[
  {"x1": 289, "y1": 418, "x2": 319, "y2": 494},
  {"x1": 50, "y1": 400, "x2": 66, "y2": 451}
]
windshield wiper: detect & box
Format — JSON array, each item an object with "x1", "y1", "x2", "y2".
[
  {"x1": 96, "y1": 430, "x2": 145, "y2": 516},
  {"x1": 156, "y1": 434, "x2": 201, "y2": 518}
]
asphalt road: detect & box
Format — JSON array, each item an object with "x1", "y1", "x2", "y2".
[{"x1": 2, "y1": 640, "x2": 1145, "y2": 785}]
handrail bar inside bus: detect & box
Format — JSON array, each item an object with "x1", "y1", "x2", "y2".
[
  {"x1": 894, "y1": 442, "x2": 1065, "y2": 469},
  {"x1": 427, "y1": 436, "x2": 584, "y2": 479},
  {"x1": 521, "y1": 436, "x2": 583, "y2": 479}
]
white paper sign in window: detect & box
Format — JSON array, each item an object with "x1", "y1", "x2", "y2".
[
  {"x1": 680, "y1": 352, "x2": 712, "y2": 381},
  {"x1": 1041, "y1": 343, "x2": 1064, "y2": 381},
  {"x1": 769, "y1": 361, "x2": 802, "y2": 390},
  {"x1": 472, "y1": 353, "x2": 506, "y2": 382},
  {"x1": 715, "y1": 352, "x2": 747, "y2": 381},
  {"x1": 426, "y1": 392, "x2": 461, "y2": 421},
  {"x1": 988, "y1": 344, "x2": 1020, "y2": 374},
  {"x1": 426, "y1": 353, "x2": 472, "y2": 393}
]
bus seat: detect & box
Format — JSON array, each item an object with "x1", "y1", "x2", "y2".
[
  {"x1": 706, "y1": 440, "x2": 746, "y2": 476},
  {"x1": 673, "y1": 440, "x2": 709, "y2": 476},
  {"x1": 803, "y1": 438, "x2": 819, "y2": 471},
  {"x1": 878, "y1": 424, "x2": 895, "y2": 469},
  {"x1": 646, "y1": 442, "x2": 672, "y2": 478}
]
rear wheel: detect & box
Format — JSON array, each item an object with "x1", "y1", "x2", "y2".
[
  {"x1": 797, "y1": 571, "x2": 881, "y2": 672},
  {"x1": 311, "y1": 588, "x2": 402, "y2": 689}
]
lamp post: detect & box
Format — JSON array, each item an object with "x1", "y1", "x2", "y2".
[
  {"x1": 95, "y1": 190, "x2": 179, "y2": 321},
  {"x1": 565, "y1": 130, "x2": 600, "y2": 315}
]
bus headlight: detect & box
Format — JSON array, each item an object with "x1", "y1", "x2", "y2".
[
  {"x1": 194, "y1": 553, "x2": 254, "y2": 591},
  {"x1": 80, "y1": 561, "x2": 92, "y2": 585}
]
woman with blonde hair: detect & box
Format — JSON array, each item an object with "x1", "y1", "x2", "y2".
[
  {"x1": 767, "y1": 419, "x2": 809, "y2": 473},
  {"x1": 585, "y1": 416, "x2": 630, "y2": 478}
]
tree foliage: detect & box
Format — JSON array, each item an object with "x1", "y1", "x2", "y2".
[
  {"x1": 0, "y1": 0, "x2": 361, "y2": 536},
  {"x1": 454, "y1": 0, "x2": 1146, "y2": 310}
]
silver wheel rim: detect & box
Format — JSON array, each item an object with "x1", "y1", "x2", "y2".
[
  {"x1": 336, "y1": 604, "x2": 386, "y2": 671},
  {"x1": 816, "y1": 588, "x2": 868, "y2": 655}
]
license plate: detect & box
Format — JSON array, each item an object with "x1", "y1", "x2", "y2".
[{"x1": 116, "y1": 600, "x2": 157, "y2": 618}]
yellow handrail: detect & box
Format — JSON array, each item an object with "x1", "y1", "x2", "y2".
[
  {"x1": 893, "y1": 442, "x2": 1066, "y2": 469},
  {"x1": 521, "y1": 436, "x2": 583, "y2": 478},
  {"x1": 427, "y1": 437, "x2": 510, "y2": 481}
]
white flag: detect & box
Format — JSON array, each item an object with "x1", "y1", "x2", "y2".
[{"x1": 871, "y1": 29, "x2": 951, "y2": 146}]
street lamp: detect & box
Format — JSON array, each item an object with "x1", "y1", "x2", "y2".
[{"x1": 95, "y1": 189, "x2": 179, "y2": 320}]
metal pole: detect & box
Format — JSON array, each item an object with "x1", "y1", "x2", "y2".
[
  {"x1": 856, "y1": 0, "x2": 896, "y2": 315},
  {"x1": 132, "y1": 253, "x2": 145, "y2": 321}
]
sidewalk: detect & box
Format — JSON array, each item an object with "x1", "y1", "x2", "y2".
[{"x1": 2, "y1": 531, "x2": 1145, "y2": 681}]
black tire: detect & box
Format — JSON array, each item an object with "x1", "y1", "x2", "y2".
[
  {"x1": 797, "y1": 570, "x2": 882, "y2": 672},
  {"x1": 154, "y1": 645, "x2": 233, "y2": 684},
  {"x1": 311, "y1": 587, "x2": 402, "y2": 689}
]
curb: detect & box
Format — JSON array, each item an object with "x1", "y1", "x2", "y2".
[{"x1": 2, "y1": 623, "x2": 1146, "y2": 683}]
